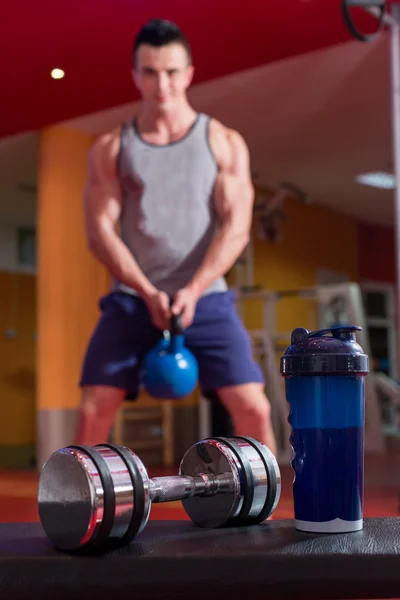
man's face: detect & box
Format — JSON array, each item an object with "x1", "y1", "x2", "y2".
[{"x1": 133, "y1": 43, "x2": 194, "y2": 112}]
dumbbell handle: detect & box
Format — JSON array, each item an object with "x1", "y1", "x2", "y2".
[{"x1": 149, "y1": 473, "x2": 234, "y2": 503}]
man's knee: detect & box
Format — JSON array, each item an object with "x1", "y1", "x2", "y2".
[
  {"x1": 80, "y1": 385, "x2": 125, "y2": 420},
  {"x1": 244, "y1": 391, "x2": 271, "y2": 424},
  {"x1": 217, "y1": 383, "x2": 271, "y2": 422}
]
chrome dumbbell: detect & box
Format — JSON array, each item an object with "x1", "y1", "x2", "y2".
[{"x1": 37, "y1": 436, "x2": 281, "y2": 553}]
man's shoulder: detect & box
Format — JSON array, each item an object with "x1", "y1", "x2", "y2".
[
  {"x1": 88, "y1": 126, "x2": 122, "y2": 169},
  {"x1": 208, "y1": 117, "x2": 249, "y2": 169},
  {"x1": 92, "y1": 126, "x2": 122, "y2": 153},
  {"x1": 86, "y1": 126, "x2": 123, "y2": 179},
  {"x1": 208, "y1": 118, "x2": 248, "y2": 149}
]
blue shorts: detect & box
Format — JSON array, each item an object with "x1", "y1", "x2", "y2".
[{"x1": 79, "y1": 290, "x2": 264, "y2": 399}]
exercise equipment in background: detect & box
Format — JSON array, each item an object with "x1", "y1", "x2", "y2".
[
  {"x1": 226, "y1": 281, "x2": 397, "y2": 458},
  {"x1": 37, "y1": 436, "x2": 281, "y2": 553},
  {"x1": 341, "y1": 0, "x2": 386, "y2": 43},
  {"x1": 374, "y1": 372, "x2": 400, "y2": 431},
  {"x1": 141, "y1": 314, "x2": 198, "y2": 400}
]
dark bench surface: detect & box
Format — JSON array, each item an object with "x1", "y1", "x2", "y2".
[{"x1": 0, "y1": 518, "x2": 399, "y2": 600}]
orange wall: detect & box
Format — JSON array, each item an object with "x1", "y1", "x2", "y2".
[
  {"x1": 236, "y1": 197, "x2": 360, "y2": 337},
  {"x1": 37, "y1": 126, "x2": 110, "y2": 413},
  {"x1": 0, "y1": 271, "x2": 36, "y2": 445}
]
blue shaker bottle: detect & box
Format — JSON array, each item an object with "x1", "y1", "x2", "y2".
[{"x1": 280, "y1": 325, "x2": 369, "y2": 533}]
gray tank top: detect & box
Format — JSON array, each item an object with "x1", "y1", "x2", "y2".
[{"x1": 113, "y1": 112, "x2": 228, "y2": 298}]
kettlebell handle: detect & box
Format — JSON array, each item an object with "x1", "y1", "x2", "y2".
[{"x1": 170, "y1": 313, "x2": 183, "y2": 335}]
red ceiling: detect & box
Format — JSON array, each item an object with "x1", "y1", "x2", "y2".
[{"x1": 2, "y1": 0, "x2": 378, "y2": 140}]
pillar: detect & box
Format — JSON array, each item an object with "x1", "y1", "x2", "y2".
[{"x1": 37, "y1": 125, "x2": 110, "y2": 468}]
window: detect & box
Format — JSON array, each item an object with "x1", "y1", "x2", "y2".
[
  {"x1": 362, "y1": 282, "x2": 398, "y2": 430},
  {"x1": 364, "y1": 291, "x2": 388, "y2": 319},
  {"x1": 361, "y1": 282, "x2": 396, "y2": 379},
  {"x1": 17, "y1": 227, "x2": 36, "y2": 267}
]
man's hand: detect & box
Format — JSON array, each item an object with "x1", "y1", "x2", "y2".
[
  {"x1": 144, "y1": 290, "x2": 171, "y2": 331},
  {"x1": 170, "y1": 287, "x2": 199, "y2": 330}
]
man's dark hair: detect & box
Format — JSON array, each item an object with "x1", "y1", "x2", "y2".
[{"x1": 133, "y1": 19, "x2": 192, "y2": 66}]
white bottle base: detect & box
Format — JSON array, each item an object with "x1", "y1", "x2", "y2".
[{"x1": 295, "y1": 518, "x2": 363, "y2": 533}]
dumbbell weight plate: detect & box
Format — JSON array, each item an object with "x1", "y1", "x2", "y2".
[
  {"x1": 179, "y1": 437, "x2": 280, "y2": 529},
  {"x1": 38, "y1": 444, "x2": 152, "y2": 552},
  {"x1": 234, "y1": 436, "x2": 281, "y2": 524},
  {"x1": 212, "y1": 436, "x2": 256, "y2": 526},
  {"x1": 178, "y1": 438, "x2": 244, "y2": 528},
  {"x1": 98, "y1": 443, "x2": 149, "y2": 545},
  {"x1": 38, "y1": 447, "x2": 102, "y2": 551}
]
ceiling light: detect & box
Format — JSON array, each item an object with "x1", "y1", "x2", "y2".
[
  {"x1": 355, "y1": 171, "x2": 396, "y2": 190},
  {"x1": 51, "y1": 68, "x2": 65, "y2": 80}
]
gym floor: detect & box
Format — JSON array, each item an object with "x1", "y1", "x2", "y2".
[{"x1": 2, "y1": 450, "x2": 399, "y2": 523}]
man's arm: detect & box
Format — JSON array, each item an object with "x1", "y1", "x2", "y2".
[
  {"x1": 186, "y1": 125, "x2": 254, "y2": 297},
  {"x1": 83, "y1": 130, "x2": 157, "y2": 300}
]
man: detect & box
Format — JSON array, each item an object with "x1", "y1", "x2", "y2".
[{"x1": 76, "y1": 18, "x2": 277, "y2": 456}]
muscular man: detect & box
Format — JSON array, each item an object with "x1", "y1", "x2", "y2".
[{"x1": 76, "y1": 18, "x2": 277, "y2": 456}]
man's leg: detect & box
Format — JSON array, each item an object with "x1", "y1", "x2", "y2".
[
  {"x1": 76, "y1": 291, "x2": 160, "y2": 446},
  {"x1": 186, "y1": 290, "x2": 277, "y2": 456},
  {"x1": 75, "y1": 385, "x2": 126, "y2": 446},
  {"x1": 216, "y1": 383, "x2": 277, "y2": 456}
]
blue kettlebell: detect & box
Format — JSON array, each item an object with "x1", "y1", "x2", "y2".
[{"x1": 141, "y1": 314, "x2": 199, "y2": 400}]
